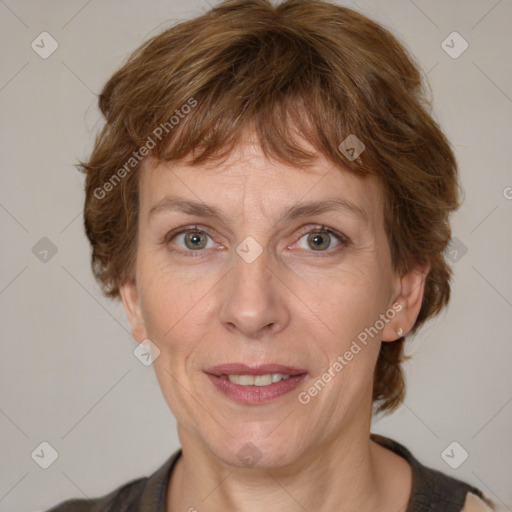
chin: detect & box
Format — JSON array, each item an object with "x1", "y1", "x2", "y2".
[{"x1": 208, "y1": 431, "x2": 302, "y2": 469}]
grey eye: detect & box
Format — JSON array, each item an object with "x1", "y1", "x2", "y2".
[
  {"x1": 176, "y1": 231, "x2": 214, "y2": 250},
  {"x1": 297, "y1": 230, "x2": 340, "y2": 251}
]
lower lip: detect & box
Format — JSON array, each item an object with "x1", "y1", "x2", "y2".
[{"x1": 206, "y1": 374, "x2": 307, "y2": 404}]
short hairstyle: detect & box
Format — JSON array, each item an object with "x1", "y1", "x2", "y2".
[{"x1": 81, "y1": 0, "x2": 460, "y2": 415}]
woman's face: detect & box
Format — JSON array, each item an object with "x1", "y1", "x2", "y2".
[{"x1": 121, "y1": 136, "x2": 424, "y2": 468}]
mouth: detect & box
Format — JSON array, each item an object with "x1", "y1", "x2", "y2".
[{"x1": 204, "y1": 363, "x2": 308, "y2": 404}]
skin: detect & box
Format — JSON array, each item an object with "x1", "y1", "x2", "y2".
[{"x1": 120, "y1": 131, "x2": 429, "y2": 512}]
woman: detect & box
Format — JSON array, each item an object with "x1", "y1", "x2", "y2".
[{"x1": 47, "y1": 0, "x2": 495, "y2": 510}]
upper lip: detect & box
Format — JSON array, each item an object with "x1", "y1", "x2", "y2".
[{"x1": 205, "y1": 363, "x2": 308, "y2": 377}]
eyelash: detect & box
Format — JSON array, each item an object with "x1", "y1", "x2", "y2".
[{"x1": 163, "y1": 224, "x2": 350, "y2": 258}]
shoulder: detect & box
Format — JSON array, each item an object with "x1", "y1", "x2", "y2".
[
  {"x1": 43, "y1": 475, "x2": 147, "y2": 512},
  {"x1": 44, "y1": 449, "x2": 182, "y2": 512},
  {"x1": 370, "y1": 434, "x2": 495, "y2": 511},
  {"x1": 461, "y1": 492, "x2": 495, "y2": 512}
]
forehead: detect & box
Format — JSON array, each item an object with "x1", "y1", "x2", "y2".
[{"x1": 138, "y1": 140, "x2": 384, "y2": 224}]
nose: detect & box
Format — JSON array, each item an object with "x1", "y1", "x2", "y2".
[{"x1": 219, "y1": 245, "x2": 291, "y2": 339}]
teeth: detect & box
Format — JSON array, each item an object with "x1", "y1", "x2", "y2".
[
  {"x1": 226, "y1": 373, "x2": 291, "y2": 386},
  {"x1": 239, "y1": 375, "x2": 254, "y2": 386}
]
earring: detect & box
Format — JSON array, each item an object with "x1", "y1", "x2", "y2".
[{"x1": 396, "y1": 328, "x2": 403, "y2": 337}]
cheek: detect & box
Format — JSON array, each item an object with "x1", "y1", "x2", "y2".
[
  {"x1": 137, "y1": 261, "x2": 218, "y2": 359},
  {"x1": 290, "y1": 261, "x2": 391, "y2": 346}
]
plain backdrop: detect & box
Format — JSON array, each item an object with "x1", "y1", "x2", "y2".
[{"x1": 0, "y1": 1, "x2": 511, "y2": 511}]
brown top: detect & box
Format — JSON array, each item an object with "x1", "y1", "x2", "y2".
[{"x1": 45, "y1": 433, "x2": 493, "y2": 511}]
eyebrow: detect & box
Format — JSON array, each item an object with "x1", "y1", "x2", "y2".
[{"x1": 148, "y1": 196, "x2": 368, "y2": 224}]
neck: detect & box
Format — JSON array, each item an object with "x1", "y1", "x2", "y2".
[{"x1": 167, "y1": 414, "x2": 411, "y2": 511}]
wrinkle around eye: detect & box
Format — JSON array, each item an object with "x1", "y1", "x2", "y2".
[{"x1": 161, "y1": 224, "x2": 353, "y2": 262}]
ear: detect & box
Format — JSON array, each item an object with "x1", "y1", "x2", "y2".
[
  {"x1": 119, "y1": 279, "x2": 147, "y2": 343},
  {"x1": 382, "y1": 262, "x2": 430, "y2": 342}
]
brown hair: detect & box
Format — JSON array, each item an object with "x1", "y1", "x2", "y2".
[{"x1": 81, "y1": 0, "x2": 460, "y2": 415}]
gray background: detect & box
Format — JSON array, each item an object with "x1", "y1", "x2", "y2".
[{"x1": 0, "y1": 0, "x2": 511, "y2": 511}]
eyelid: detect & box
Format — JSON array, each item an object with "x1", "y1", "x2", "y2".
[
  {"x1": 291, "y1": 224, "x2": 350, "y2": 253},
  {"x1": 164, "y1": 224, "x2": 211, "y2": 244},
  {"x1": 164, "y1": 223, "x2": 350, "y2": 255},
  {"x1": 164, "y1": 224, "x2": 222, "y2": 253},
  {"x1": 295, "y1": 224, "x2": 349, "y2": 243}
]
